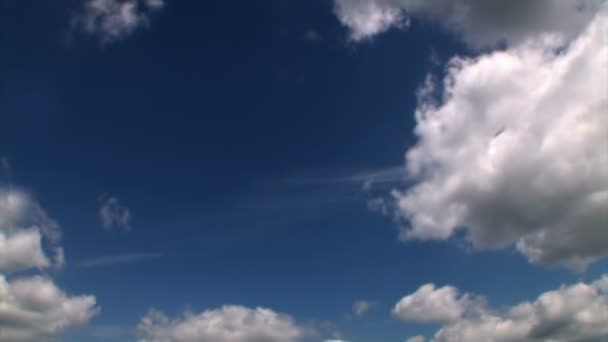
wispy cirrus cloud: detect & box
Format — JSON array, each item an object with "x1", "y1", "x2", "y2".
[
  {"x1": 285, "y1": 166, "x2": 406, "y2": 190},
  {"x1": 303, "y1": 29, "x2": 322, "y2": 43},
  {"x1": 0, "y1": 157, "x2": 9, "y2": 171},
  {"x1": 352, "y1": 300, "x2": 378, "y2": 318},
  {"x1": 75, "y1": 253, "x2": 164, "y2": 269}
]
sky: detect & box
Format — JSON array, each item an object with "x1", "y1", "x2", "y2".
[{"x1": 0, "y1": 1, "x2": 607, "y2": 341}]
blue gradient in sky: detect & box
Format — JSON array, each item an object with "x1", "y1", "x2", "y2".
[{"x1": 1, "y1": 1, "x2": 605, "y2": 341}]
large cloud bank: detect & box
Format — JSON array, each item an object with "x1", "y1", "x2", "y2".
[
  {"x1": 394, "y1": 6, "x2": 608, "y2": 270},
  {"x1": 335, "y1": 0, "x2": 608, "y2": 271}
]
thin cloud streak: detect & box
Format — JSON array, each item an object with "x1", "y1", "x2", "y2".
[
  {"x1": 284, "y1": 165, "x2": 407, "y2": 190},
  {"x1": 75, "y1": 253, "x2": 164, "y2": 268}
]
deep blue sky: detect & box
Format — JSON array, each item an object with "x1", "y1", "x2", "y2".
[{"x1": 1, "y1": 1, "x2": 606, "y2": 341}]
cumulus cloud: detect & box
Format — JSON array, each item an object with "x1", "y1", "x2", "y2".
[
  {"x1": 334, "y1": 0, "x2": 604, "y2": 48},
  {"x1": 397, "y1": 275, "x2": 608, "y2": 342},
  {"x1": 0, "y1": 184, "x2": 99, "y2": 341},
  {"x1": 0, "y1": 189, "x2": 63, "y2": 270},
  {"x1": 99, "y1": 194, "x2": 132, "y2": 232},
  {"x1": 333, "y1": 0, "x2": 407, "y2": 41},
  {"x1": 0, "y1": 275, "x2": 98, "y2": 342},
  {"x1": 332, "y1": 0, "x2": 608, "y2": 272},
  {"x1": 73, "y1": 0, "x2": 165, "y2": 43},
  {"x1": 388, "y1": 6, "x2": 608, "y2": 270},
  {"x1": 393, "y1": 284, "x2": 475, "y2": 324},
  {"x1": 0, "y1": 189, "x2": 61, "y2": 243},
  {"x1": 0, "y1": 229, "x2": 49, "y2": 273},
  {"x1": 136, "y1": 305, "x2": 304, "y2": 342}
]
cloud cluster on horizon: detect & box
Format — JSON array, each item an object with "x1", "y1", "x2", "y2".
[
  {"x1": 396, "y1": 275, "x2": 608, "y2": 341},
  {"x1": 136, "y1": 305, "x2": 305, "y2": 342}
]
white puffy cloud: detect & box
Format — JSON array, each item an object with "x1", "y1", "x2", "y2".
[
  {"x1": 390, "y1": 6, "x2": 608, "y2": 270},
  {"x1": 73, "y1": 0, "x2": 165, "y2": 44},
  {"x1": 393, "y1": 284, "x2": 474, "y2": 324},
  {"x1": 136, "y1": 305, "x2": 304, "y2": 342},
  {"x1": 0, "y1": 189, "x2": 62, "y2": 270},
  {"x1": 99, "y1": 194, "x2": 132, "y2": 232},
  {"x1": 333, "y1": 0, "x2": 407, "y2": 41},
  {"x1": 410, "y1": 275, "x2": 608, "y2": 342},
  {"x1": 0, "y1": 184, "x2": 99, "y2": 341},
  {"x1": 0, "y1": 229, "x2": 49, "y2": 273},
  {"x1": 0, "y1": 190, "x2": 61, "y2": 243},
  {"x1": 0, "y1": 275, "x2": 99, "y2": 342},
  {"x1": 334, "y1": 0, "x2": 604, "y2": 48}
]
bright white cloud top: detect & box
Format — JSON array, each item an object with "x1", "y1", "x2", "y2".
[
  {"x1": 136, "y1": 305, "x2": 304, "y2": 342},
  {"x1": 335, "y1": 1, "x2": 608, "y2": 271},
  {"x1": 395, "y1": 275, "x2": 608, "y2": 341},
  {"x1": 73, "y1": 0, "x2": 165, "y2": 43},
  {"x1": 0, "y1": 229, "x2": 49, "y2": 273},
  {"x1": 393, "y1": 284, "x2": 474, "y2": 324},
  {"x1": 0, "y1": 188, "x2": 98, "y2": 341},
  {"x1": 0, "y1": 190, "x2": 63, "y2": 271},
  {"x1": 334, "y1": 0, "x2": 408, "y2": 42},
  {"x1": 0, "y1": 275, "x2": 98, "y2": 342},
  {"x1": 393, "y1": 6, "x2": 608, "y2": 270},
  {"x1": 334, "y1": 0, "x2": 604, "y2": 48}
]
